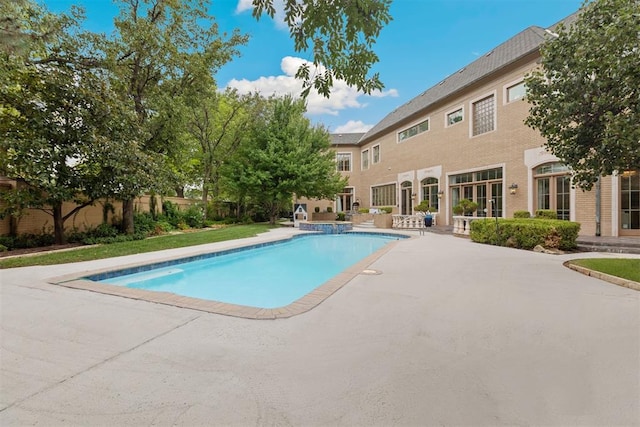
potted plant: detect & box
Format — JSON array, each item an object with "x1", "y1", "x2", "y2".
[
  {"x1": 414, "y1": 200, "x2": 432, "y2": 213},
  {"x1": 453, "y1": 199, "x2": 477, "y2": 216}
]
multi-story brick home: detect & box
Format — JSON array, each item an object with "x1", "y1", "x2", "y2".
[{"x1": 307, "y1": 12, "x2": 638, "y2": 238}]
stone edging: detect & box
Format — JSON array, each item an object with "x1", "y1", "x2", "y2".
[{"x1": 563, "y1": 261, "x2": 640, "y2": 291}]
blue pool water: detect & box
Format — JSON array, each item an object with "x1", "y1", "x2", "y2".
[{"x1": 89, "y1": 233, "x2": 405, "y2": 309}]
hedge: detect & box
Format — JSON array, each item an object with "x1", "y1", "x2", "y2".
[{"x1": 470, "y1": 218, "x2": 580, "y2": 250}]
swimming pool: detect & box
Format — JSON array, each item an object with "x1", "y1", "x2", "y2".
[{"x1": 76, "y1": 232, "x2": 408, "y2": 316}]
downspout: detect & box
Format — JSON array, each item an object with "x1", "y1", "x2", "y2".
[{"x1": 595, "y1": 176, "x2": 601, "y2": 236}]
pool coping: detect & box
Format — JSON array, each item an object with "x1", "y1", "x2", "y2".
[{"x1": 48, "y1": 232, "x2": 410, "y2": 319}]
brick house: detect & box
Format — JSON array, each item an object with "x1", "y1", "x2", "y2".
[{"x1": 302, "y1": 12, "x2": 638, "y2": 238}]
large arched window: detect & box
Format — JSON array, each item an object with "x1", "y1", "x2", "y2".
[
  {"x1": 534, "y1": 162, "x2": 571, "y2": 220},
  {"x1": 421, "y1": 177, "x2": 439, "y2": 211}
]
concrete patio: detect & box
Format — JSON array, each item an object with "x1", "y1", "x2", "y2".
[{"x1": 1, "y1": 228, "x2": 639, "y2": 426}]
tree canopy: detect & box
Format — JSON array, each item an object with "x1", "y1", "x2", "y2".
[
  {"x1": 524, "y1": 0, "x2": 640, "y2": 189},
  {"x1": 224, "y1": 96, "x2": 346, "y2": 224},
  {"x1": 252, "y1": 0, "x2": 392, "y2": 97}
]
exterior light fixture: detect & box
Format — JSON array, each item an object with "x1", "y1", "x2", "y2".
[
  {"x1": 509, "y1": 183, "x2": 518, "y2": 195},
  {"x1": 437, "y1": 190, "x2": 444, "y2": 199}
]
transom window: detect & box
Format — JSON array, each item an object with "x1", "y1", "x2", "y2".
[
  {"x1": 336, "y1": 153, "x2": 351, "y2": 172},
  {"x1": 447, "y1": 108, "x2": 463, "y2": 126},
  {"x1": 472, "y1": 95, "x2": 495, "y2": 136},
  {"x1": 398, "y1": 119, "x2": 429, "y2": 142},
  {"x1": 371, "y1": 183, "x2": 396, "y2": 207},
  {"x1": 372, "y1": 145, "x2": 380, "y2": 164},
  {"x1": 361, "y1": 149, "x2": 369, "y2": 170},
  {"x1": 507, "y1": 81, "x2": 526, "y2": 102},
  {"x1": 449, "y1": 167, "x2": 503, "y2": 217}
]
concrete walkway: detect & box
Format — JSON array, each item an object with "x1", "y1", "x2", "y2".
[{"x1": 1, "y1": 228, "x2": 639, "y2": 426}]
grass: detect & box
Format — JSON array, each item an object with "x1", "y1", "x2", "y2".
[
  {"x1": 0, "y1": 224, "x2": 275, "y2": 269},
  {"x1": 570, "y1": 258, "x2": 640, "y2": 282}
]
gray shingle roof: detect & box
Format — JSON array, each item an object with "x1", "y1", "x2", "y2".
[
  {"x1": 330, "y1": 133, "x2": 366, "y2": 145},
  {"x1": 358, "y1": 25, "x2": 549, "y2": 144}
]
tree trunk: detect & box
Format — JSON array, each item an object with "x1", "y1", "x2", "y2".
[
  {"x1": 175, "y1": 186, "x2": 185, "y2": 198},
  {"x1": 52, "y1": 202, "x2": 67, "y2": 245},
  {"x1": 122, "y1": 198, "x2": 135, "y2": 234}
]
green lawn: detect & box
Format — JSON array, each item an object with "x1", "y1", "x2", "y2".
[
  {"x1": 0, "y1": 224, "x2": 275, "y2": 269},
  {"x1": 570, "y1": 258, "x2": 640, "y2": 282}
]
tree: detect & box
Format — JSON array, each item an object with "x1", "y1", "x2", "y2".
[
  {"x1": 224, "y1": 96, "x2": 346, "y2": 224},
  {"x1": 0, "y1": 3, "x2": 142, "y2": 244},
  {"x1": 104, "y1": 0, "x2": 248, "y2": 233},
  {"x1": 252, "y1": 0, "x2": 392, "y2": 97},
  {"x1": 524, "y1": 0, "x2": 640, "y2": 189}
]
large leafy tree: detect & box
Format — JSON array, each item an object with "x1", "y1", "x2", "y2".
[
  {"x1": 252, "y1": 0, "x2": 392, "y2": 97},
  {"x1": 224, "y1": 96, "x2": 346, "y2": 224},
  {"x1": 104, "y1": 0, "x2": 248, "y2": 233},
  {"x1": 0, "y1": 2, "x2": 143, "y2": 244},
  {"x1": 525, "y1": 0, "x2": 640, "y2": 189}
]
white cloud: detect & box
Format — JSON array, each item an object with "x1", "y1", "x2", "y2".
[
  {"x1": 235, "y1": 0, "x2": 253, "y2": 13},
  {"x1": 334, "y1": 120, "x2": 374, "y2": 133},
  {"x1": 225, "y1": 56, "x2": 398, "y2": 116},
  {"x1": 235, "y1": 0, "x2": 287, "y2": 29}
]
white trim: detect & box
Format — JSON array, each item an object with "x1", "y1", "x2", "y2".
[
  {"x1": 336, "y1": 151, "x2": 352, "y2": 172},
  {"x1": 444, "y1": 106, "x2": 464, "y2": 128},
  {"x1": 469, "y1": 90, "x2": 497, "y2": 138},
  {"x1": 503, "y1": 78, "x2": 526, "y2": 105},
  {"x1": 611, "y1": 172, "x2": 619, "y2": 236},
  {"x1": 372, "y1": 144, "x2": 381, "y2": 164},
  {"x1": 361, "y1": 148, "x2": 370, "y2": 171},
  {"x1": 416, "y1": 165, "x2": 443, "y2": 182},
  {"x1": 397, "y1": 117, "x2": 430, "y2": 143}
]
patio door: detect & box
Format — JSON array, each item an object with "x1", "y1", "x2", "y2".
[
  {"x1": 620, "y1": 170, "x2": 640, "y2": 236},
  {"x1": 401, "y1": 181, "x2": 413, "y2": 215}
]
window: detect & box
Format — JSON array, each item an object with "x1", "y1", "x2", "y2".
[
  {"x1": 507, "y1": 81, "x2": 526, "y2": 102},
  {"x1": 446, "y1": 108, "x2": 463, "y2": 126},
  {"x1": 472, "y1": 94, "x2": 495, "y2": 136},
  {"x1": 421, "y1": 177, "x2": 439, "y2": 211},
  {"x1": 398, "y1": 119, "x2": 429, "y2": 142},
  {"x1": 621, "y1": 170, "x2": 640, "y2": 231},
  {"x1": 372, "y1": 145, "x2": 380, "y2": 164},
  {"x1": 336, "y1": 187, "x2": 354, "y2": 213},
  {"x1": 371, "y1": 183, "x2": 396, "y2": 207},
  {"x1": 534, "y1": 162, "x2": 571, "y2": 220},
  {"x1": 336, "y1": 153, "x2": 351, "y2": 172},
  {"x1": 361, "y1": 149, "x2": 369, "y2": 170},
  {"x1": 449, "y1": 167, "x2": 503, "y2": 217}
]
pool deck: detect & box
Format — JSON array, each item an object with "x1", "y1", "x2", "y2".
[{"x1": 1, "y1": 227, "x2": 639, "y2": 425}]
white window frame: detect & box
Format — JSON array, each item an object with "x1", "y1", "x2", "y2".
[
  {"x1": 503, "y1": 78, "x2": 526, "y2": 104},
  {"x1": 372, "y1": 144, "x2": 380, "y2": 164},
  {"x1": 445, "y1": 106, "x2": 464, "y2": 128},
  {"x1": 336, "y1": 152, "x2": 352, "y2": 172},
  {"x1": 469, "y1": 90, "x2": 497, "y2": 137},
  {"x1": 397, "y1": 117, "x2": 430, "y2": 143},
  {"x1": 361, "y1": 149, "x2": 369, "y2": 171}
]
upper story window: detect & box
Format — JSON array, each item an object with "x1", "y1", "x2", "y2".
[
  {"x1": 506, "y1": 81, "x2": 526, "y2": 102},
  {"x1": 361, "y1": 149, "x2": 369, "y2": 170},
  {"x1": 446, "y1": 108, "x2": 463, "y2": 126},
  {"x1": 372, "y1": 145, "x2": 380, "y2": 164},
  {"x1": 398, "y1": 118, "x2": 429, "y2": 142},
  {"x1": 336, "y1": 152, "x2": 351, "y2": 172},
  {"x1": 472, "y1": 94, "x2": 495, "y2": 136}
]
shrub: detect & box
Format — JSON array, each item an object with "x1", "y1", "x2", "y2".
[
  {"x1": 327, "y1": 206, "x2": 333, "y2": 213},
  {"x1": 470, "y1": 218, "x2": 580, "y2": 250},
  {"x1": 314, "y1": 206, "x2": 320, "y2": 213},
  {"x1": 0, "y1": 244, "x2": 7, "y2": 252},
  {"x1": 134, "y1": 212, "x2": 157, "y2": 234},
  {"x1": 380, "y1": 206, "x2": 393, "y2": 214},
  {"x1": 453, "y1": 199, "x2": 478, "y2": 216},
  {"x1": 513, "y1": 210, "x2": 531, "y2": 218},
  {"x1": 182, "y1": 204, "x2": 205, "y2": 228},
  {"x1": 92, "y1": 223, "x2": 119, "y2": 238},
  {"x1": 358, "y1": 208, "x2": 369, "y2": 214},
  {"x1": 336, "y1": 212, "x2": 346, "y2": 221},
  {"x1": 535, "y1": 210, "x2": 558, "y2": 220},
  {"x1": 413, "y1": 201, "x2": 431, "y2": 212}
]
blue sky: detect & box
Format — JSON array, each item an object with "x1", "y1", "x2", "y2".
[{"x1": 42, "y1": 0, "x2": 584, "y2": 133}]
